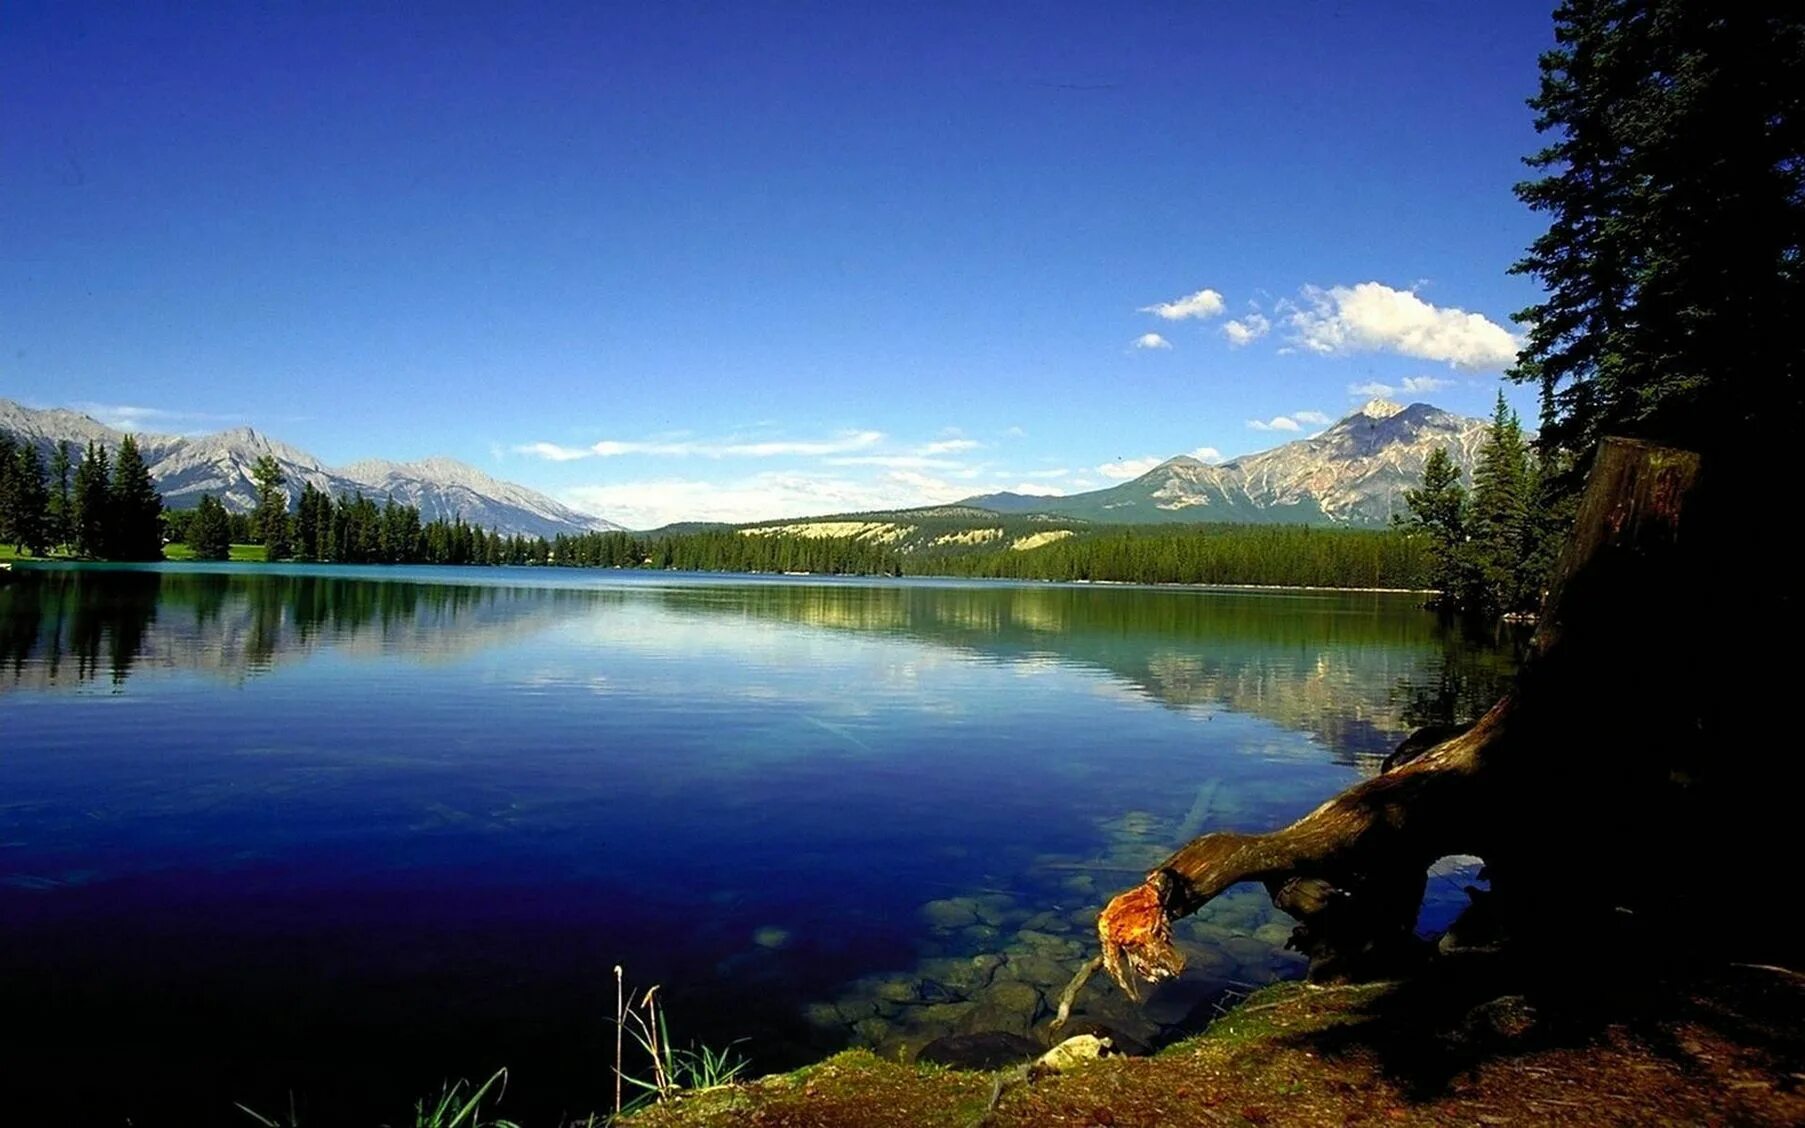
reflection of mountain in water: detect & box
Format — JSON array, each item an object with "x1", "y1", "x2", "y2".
[
  {"x1": 0, "y1": 569, "x2": 592, "y2": 690},
  {"x1": 645, "y1": 582, "x2": 1524, "y2": 767},
  {"x1": 1, "y1": 570, "x2": 1521, "y2": 765}
]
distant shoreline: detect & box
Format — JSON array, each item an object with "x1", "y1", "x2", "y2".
[{"x1": 5, "y1": 555, "x2": 1442, "y2": 597}]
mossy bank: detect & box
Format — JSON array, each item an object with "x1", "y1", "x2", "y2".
[{"x1": 627, "y1": 967, "x2": 1805, "y2": 1128}]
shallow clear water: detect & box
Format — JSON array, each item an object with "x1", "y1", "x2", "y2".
[{"x1": 0, "y1": 564, "x2": 1519, "y2": 1124}]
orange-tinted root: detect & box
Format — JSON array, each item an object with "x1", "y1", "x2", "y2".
[{"x1": 1098, "y1": 880, "x2": 1185, "y2": 998}]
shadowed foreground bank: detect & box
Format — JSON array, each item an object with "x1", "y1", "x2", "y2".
[{"x1": 627, "y1": 960, "x2": 1805, "y2": 1127}]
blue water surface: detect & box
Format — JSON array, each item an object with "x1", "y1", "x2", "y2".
[{"x1": 0, "y1": 564, "x2": 1515, "y2": 1125}]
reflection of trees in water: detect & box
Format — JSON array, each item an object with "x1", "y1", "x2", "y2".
[
  {"x1": 651, "y1": 583, "x2": 1523, "y2": 764},
  {"x1": 0, "y1": 570, "x2": 596, "y2": 690},
  {"x1": 1391, "y1": 613, "x2": 1534, "y2": 732},
  {"x1": 1, "y1": 570, "x2": 161, "y2": 686},
  {"x1": 2, "y1": 573, "x2": 1522, "y2": 756}
]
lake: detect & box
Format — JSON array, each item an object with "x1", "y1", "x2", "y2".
[{"x1": 0, "y1": 564, "x2": 1521, "y2": 1125}]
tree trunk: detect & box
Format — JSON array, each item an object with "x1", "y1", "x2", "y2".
[{"x1": 1095, "y1": 438, "x2": 1717, "y2": 994}]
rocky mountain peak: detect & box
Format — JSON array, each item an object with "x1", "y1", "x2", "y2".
[
  {"x1": 1357, "y1": 398, "x2": 1406, "y2": 419},
  {"x1": 958, "y1": 399, "x2": 1492, "y2": 526}
]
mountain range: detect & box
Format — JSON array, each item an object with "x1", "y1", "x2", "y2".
[
  {"x1": 0, "y1": 400, "x2": 623, "y2": 538},
  {"x1": 3, "y1": 396, "x2": 1489, "y2": 539},
  {"x1": 960, "y1": 399, "x2": 1489, "y2": 526}
]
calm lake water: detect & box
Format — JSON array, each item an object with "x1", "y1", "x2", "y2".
[{"x1": 0, "y1": 564, "x2": 1521, "y2": 1125}]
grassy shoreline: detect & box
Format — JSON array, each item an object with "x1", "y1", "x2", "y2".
[{"x1": 620, "y1": 968, "x2": 1805, "y2": 1127}]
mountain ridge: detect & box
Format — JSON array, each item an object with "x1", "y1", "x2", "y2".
[
  {"x1": 0, "y1": 399, "x2": 623, "y2": 538},
  {"x1": 959, "y1": 399, "x2": 1491, "y2": 526}
]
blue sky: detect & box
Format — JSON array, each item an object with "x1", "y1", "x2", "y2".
[{"x1": 4, "y1": 2, "x2": 1554, "y2": 527}]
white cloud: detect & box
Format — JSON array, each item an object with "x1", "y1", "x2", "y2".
[
  {"x1": 1097, "y1": 456, "x2": 1165, "y2": 480},
  {"x1": 1288, "y1": 282, "x2": 1519, "y2": 369},
  {"x1": 1293, "y1": 410, "x2": 1333, "y2": 425},
  {"x1": 821, "y1": 455, "x2": 966, "y2": 470},
  {"x1": 917, "y1": 438, "x2": 981, "y2": 455},
  {"x1": 1003, "y1": 426, "x2": 1027, "y2": 439},
  {"x1": 1131, "y1": 332, "x2": 1172, "y2": 350},
  {"x1": 1188, "y1": 446, "x2": 1223, "y2": 463},
  {"x1": 1401, "y1": 375, "x2": 1453, "y2": 393},
  {"x1": 518, "y1": 430, "x2": 888, "y2": 461},
  {"x1": 71, "y1": 402, "x2": 251, "y2": 434},
  {"x1": 1246, "y1": 416, "x2": 1302, "y2": 432},
  {"x1": 595, "y1": 430, "x2": 885, "y2": 458},
  {"x1": 1139, "y1": 287, "x2": 1226, "y2": 321},
  {"x1": 1221, "y1": 313, "x2": 1271, "y2": 347},
  {"x1": 1348, "y1": 381, "x2": 1396, "y2": 397},
  {"x1": 514, "y1": 441, "x2": 593, "y2": 462}
]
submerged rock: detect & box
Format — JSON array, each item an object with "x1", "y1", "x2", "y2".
[
  {"x1": 916, "y1": 1031, "x2": 1040, "y2": 1071},
  {"x1": 959, "y1": 980, "x2": 1045, "y2": 1038},
  {"x1": 752, "y1": 925, "x2": 791, "y2": 949},
  {"x1": 920, "y1": 898, "x2": 980, "y2": 930}
]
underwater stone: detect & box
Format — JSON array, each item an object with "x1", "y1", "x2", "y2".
[
  {"x1": 920, "y1": 898, "x2": 980, "y2": 930},
  {"x1": 996, "y1": 953, "x2": 1070, "y2": 990},
  {"x1": 851, "y1": 1016, "x2": 891, "y2": 1045},
  {"x1": 916, "y1": 1031, "x2": 1040, "y2": 1071},
  {"x1": 1015, "y1": 929, "x2": 1083, "y2": 958},
  {"x1": 1253, "y1": 921, "x2": 1293, "y2": 947},
  {"x1": 1019, "y1": 910, "x2": 1074, "y2": 934},
  {"x1": 915, "y1": 978, "x2": 961, "y2": 1005},
  {"x1": 959, "y1": 924, "x2": 1002, "y2": 946},
  {"x1": 803, "y1": 1002, "x2": 845, "y2": 1030},
  {"x1": 970, "y1": 894, "x2": 1022, "y2": 928},
  {"x1": 752, "y1": 926, "x2": 791, "y2": 949},
  {"x1": 1224, "y1": 937, "x2": 1273, "y2": 965},
  {"x1": 833, "y1": 997, "x2": 880, "y2": 1024}
]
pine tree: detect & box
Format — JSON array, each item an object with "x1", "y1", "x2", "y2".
[
  {"x1": 1511, "y1": 1, "x2": 1805, "y2": 473},
  {"x1": 47, "y1": 440, "x2": 74, "y2": 551},
  {"x1": 1399, "y1": 445, "x2": 1470, "y2": 602},
  {"x1": 72, "y1": 442, "x2": 112, "y2": 559},
  {"x1": 1467, "y1": 393, "x2": 1535, "y2": 613},
  {"x1": 0, "y1": 432, "x2": 17, "y2": 549},
  {"x1": 188, "y1": 494, "x2": 232, "y2": 561},
  {"x1": 9, "y1": 442, "x2": 52, "y2": 555},
  {"x1": 251, "y1": 455, "x2": 291, "y2": 561},
  {"x1": 108, "y1": 435, "x2": 165, "y2": 561}
]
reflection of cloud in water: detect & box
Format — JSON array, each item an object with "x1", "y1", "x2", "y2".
[{"x1": 2, "y1": 570, "x2": 1520, "y2": 772}]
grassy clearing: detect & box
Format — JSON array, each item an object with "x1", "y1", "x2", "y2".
[
  {"x1": 2, "y1": 543, "x2": 266, "y2": 562},
  {"x1": 162, "y1": 542, "x2": 268, "y2": 562}
]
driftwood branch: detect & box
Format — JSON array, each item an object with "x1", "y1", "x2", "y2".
[{"x1": 1096, "y1": 438, "x2": 1705, "y2": 994}]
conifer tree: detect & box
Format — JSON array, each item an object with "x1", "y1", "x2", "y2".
[
  {"x1": 8, "y1": 442, "x2": 52, "y2": 555},
  {"x1": 1467, "y1": 393, "x2": 1535, "y2": 613},
  {"x1": 0, "y1": 432, "x2": 17, "y2": 549},
  {"x1": 47, "y1": 440, "x2": 75, "y2": 550},
  {"x1": 1511, "y1": 0, "x2": 1805, "y2": 472},
  {"x1": 1399, "y1": 445, "x2": 1470, "y2": 602},
  {"x1": 108, "y1": 435, "x2": 165, "y2": 561},
  {"x1": 251, "y1": 455, "x2": 291, "y2": 561},
  {"x1": 188, "y1": 494, "x2": 232, "y2": 561},
  {"x1": 72, "y1": 442, "x2": 112, "y2": 559}
]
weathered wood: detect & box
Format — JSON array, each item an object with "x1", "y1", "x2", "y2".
[{"x1": 1095, "y1": 438, "x2": 1707, "y2": 994}]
